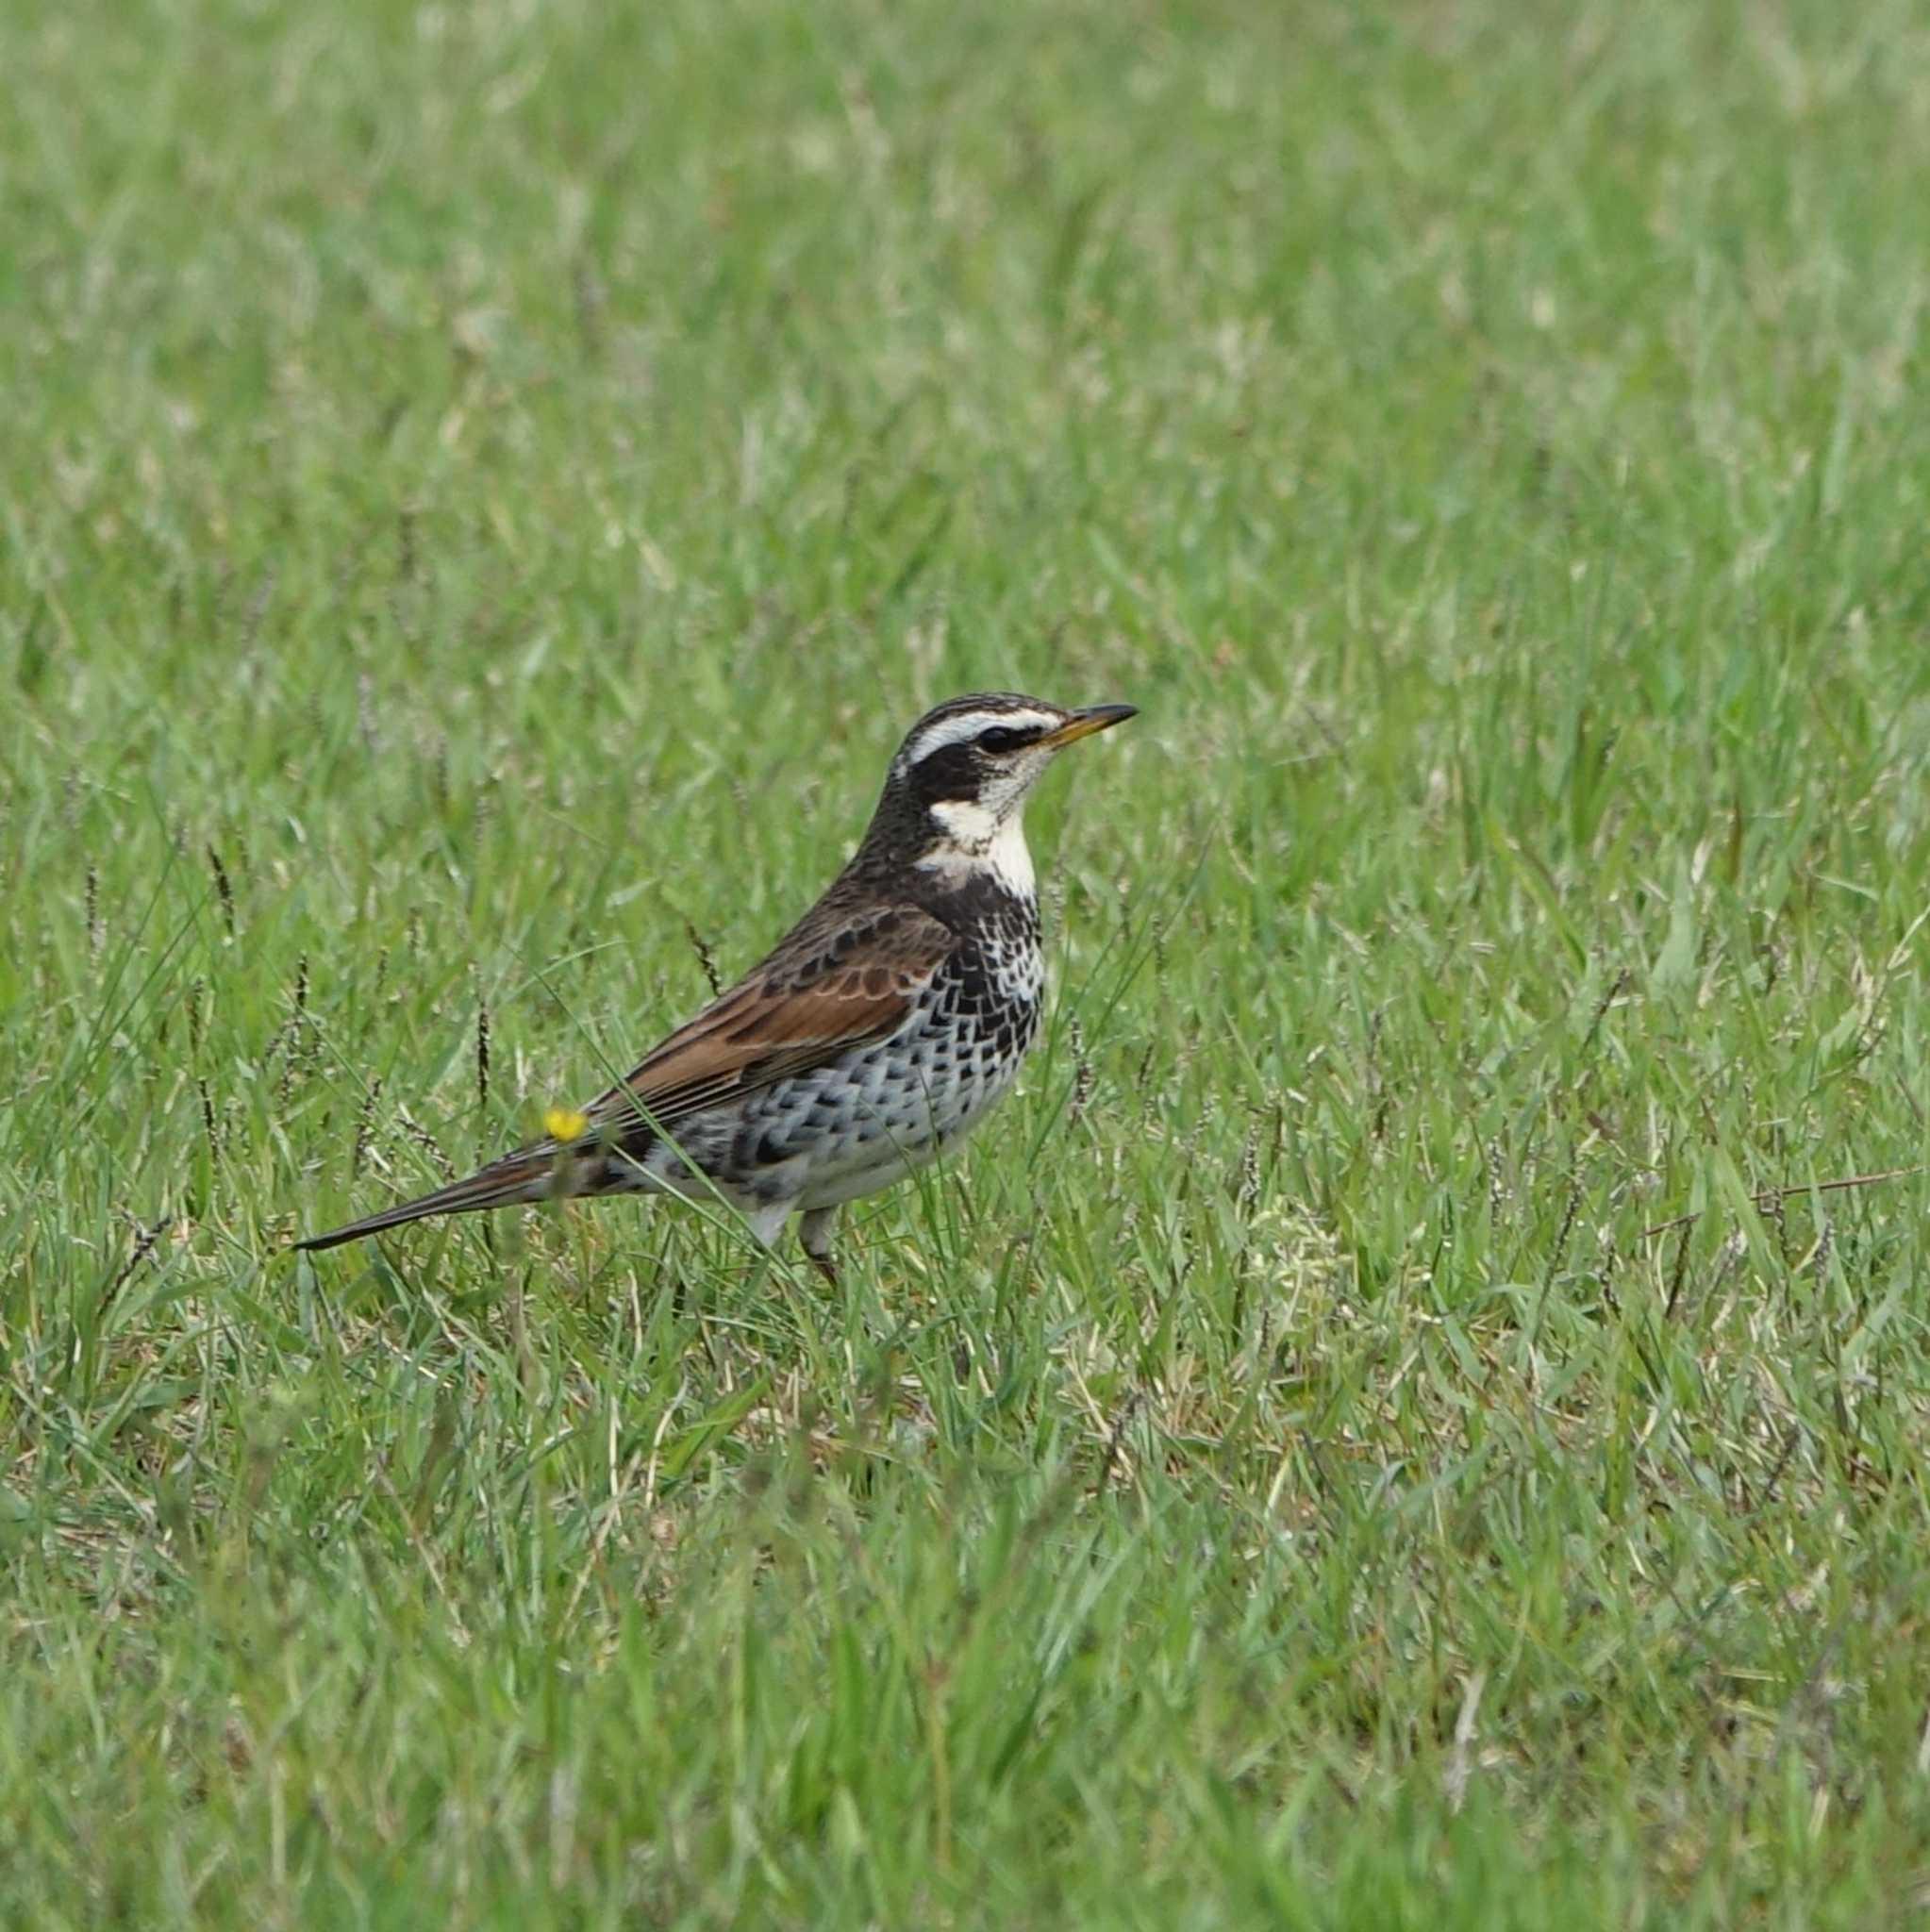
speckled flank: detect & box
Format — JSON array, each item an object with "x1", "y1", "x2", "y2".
[{"x1": 595, "y1": 890, "x2": 1044, "y2": 1217}]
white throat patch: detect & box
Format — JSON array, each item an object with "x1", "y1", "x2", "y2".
[{"x1": 920, "y1": 796, "x2": 1037, "y2": 895}]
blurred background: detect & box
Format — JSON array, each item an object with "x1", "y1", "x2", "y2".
[{"x1": 6, "y1": 1, "x2": 1930, "y2": 1923}]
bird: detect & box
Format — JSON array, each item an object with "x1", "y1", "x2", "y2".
[{"x1": 297, "y1": 692, "x2": 1136, "y2": 1280}]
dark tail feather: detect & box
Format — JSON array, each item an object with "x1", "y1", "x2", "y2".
[{"x1": 295, "y1": 1152, "x2": 554, "y2": 1253}]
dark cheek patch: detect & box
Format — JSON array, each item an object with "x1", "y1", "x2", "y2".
[{"x1": 912, "y1": 743, "x2": 982, "y2": 804}]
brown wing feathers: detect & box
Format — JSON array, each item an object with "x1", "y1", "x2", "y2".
[
  {"x1": 296, "y1": 905, "x2": 955, "y2": 1250},
  {"x1": 582, "y1": 908, "x2": 953, "y2": 1142}
]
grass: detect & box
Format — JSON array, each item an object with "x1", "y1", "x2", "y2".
[{"x1": 6, "y1": 0, "x2": 1930, "y2": 1922}]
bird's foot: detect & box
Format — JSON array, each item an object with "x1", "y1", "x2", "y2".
[{"x1": 798, "y1": 1207, "x2": 840, "y2": 1290}]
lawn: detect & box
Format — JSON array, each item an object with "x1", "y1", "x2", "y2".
[{"x1": 6, "y1": 0, "x2": 1930, "y2": 1923}]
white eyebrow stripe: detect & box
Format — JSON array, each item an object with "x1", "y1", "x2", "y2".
[{"x1": 901, "y1": 708, "x2": 1063, "y2": 766}]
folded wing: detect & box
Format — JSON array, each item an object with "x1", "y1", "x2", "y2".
[
  {"x1": 581, "y1": 905, "x2": 956, "y2": 1147},
  {"x1": 296, "y1": 904, "x2": 957, "y2": 1251}
]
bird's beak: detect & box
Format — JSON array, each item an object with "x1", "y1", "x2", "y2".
[{"x1": 1037, "y1": 703, "x2": 1138, "y2": 749}]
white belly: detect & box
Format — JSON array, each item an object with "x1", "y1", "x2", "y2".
[{"x1": 794, "y1": 1065, "x2": 1021, "y2": 1208}]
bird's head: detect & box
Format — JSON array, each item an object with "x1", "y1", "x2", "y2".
[{"x1": 871, "y1": 692, "x2": 1137, "y2": 891}]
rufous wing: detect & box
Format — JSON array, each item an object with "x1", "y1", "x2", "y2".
[{"x1": 578, "y1": 905, "x2": 957, "y2": 1145}]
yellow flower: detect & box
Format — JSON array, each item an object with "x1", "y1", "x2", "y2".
[{"x1": 544, "y1": 1107, "x2": 590, "y2": 1143}]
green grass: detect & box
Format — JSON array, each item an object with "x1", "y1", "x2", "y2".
[{"x1": 7, "y1": 0, "x2": 1930, "y2": 1922}]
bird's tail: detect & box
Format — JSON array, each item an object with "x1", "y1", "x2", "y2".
[{"x1": 295, "y1": 1147, "x2": 560, "y2": 1253}]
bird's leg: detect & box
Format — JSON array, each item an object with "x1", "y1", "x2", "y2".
[
  {"x1": 733, "y1": 1196, "x2": 793, "y2": 1300},
  {"x1": 798, "y1": 1207, "x2": 840, "y2": 1288}
]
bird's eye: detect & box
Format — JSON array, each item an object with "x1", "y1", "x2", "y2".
[{"x1": 977, "y1": 726, "x2": 1026, "y2": 754}]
